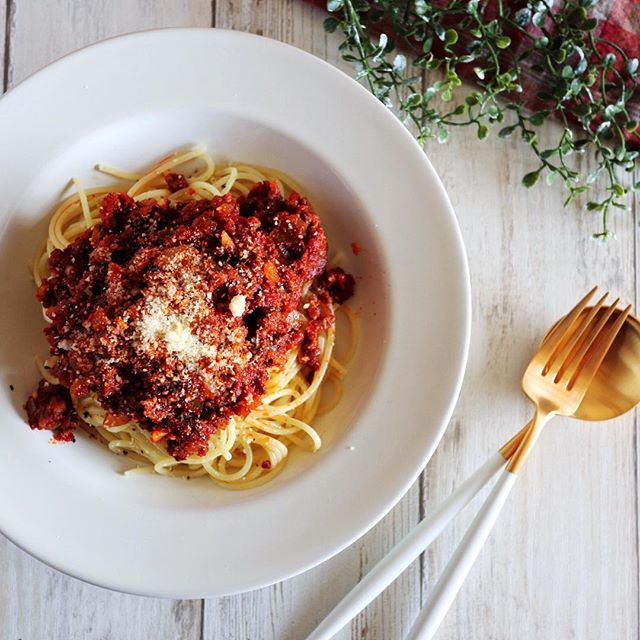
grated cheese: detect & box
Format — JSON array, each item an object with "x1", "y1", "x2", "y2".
[
  {"x1": 130, "y1": 246, "x2": 251, "y2": 379},
  {"x1": 137, "y1": 298, "x2": 217, "y2": 366},
  {"x1": 229, "y1": 294, "x2": 246, "y2": 318}
]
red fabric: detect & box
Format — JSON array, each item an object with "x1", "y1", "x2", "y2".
[{"x1": 306, "y1": 0, "x2": 640, "y2": 148}]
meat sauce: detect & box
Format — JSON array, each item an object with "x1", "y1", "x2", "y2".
[{"x1": 25, "y1": 180, "x2": 354, "y2": 459}]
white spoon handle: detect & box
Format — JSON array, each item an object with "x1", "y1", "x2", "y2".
[
  {"x1": 305, "y1": 451, "x2": 507, "y2": 640},
  {"x1": 405, "y1": 470, "x2": 518, "y2": 640}
]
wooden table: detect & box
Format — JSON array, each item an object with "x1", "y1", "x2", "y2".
[{"x1": 1, "y1": 2, "x2": 637, "y2": 639}]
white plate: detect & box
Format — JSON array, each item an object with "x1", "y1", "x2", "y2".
[{"x1": 0, "y1": 29, "x2": 470, "y2": 598}]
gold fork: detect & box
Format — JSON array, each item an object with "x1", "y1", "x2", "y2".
[
  {"x1": 404, "y1": 288, "x2": 631, "y2": 640},
  {"x1": 499, "y1": 288, "x2": 629, "y2": 463}
]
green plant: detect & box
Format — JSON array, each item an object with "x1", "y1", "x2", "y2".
[{"x1": 324, "y1": 0, "x2": 640, "y2": 238}]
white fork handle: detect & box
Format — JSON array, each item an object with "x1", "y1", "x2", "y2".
[
  {"x1": 305, "y1": 451, "x2": 507, "y2": 640},
  {"x1": 405, "y1": 470, "x2": 518, "y2": 640}
]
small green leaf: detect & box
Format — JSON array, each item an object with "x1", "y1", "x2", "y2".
[
  {"x1": 486, "y1": 104, "x2": 500, "y2": 119},
  {"x1": 495, "y1": 36, "x2": 511, "y2": 49},
  {"x1": 582, "y1": 17, "x2": 598, "y2": 30},
  {"x1": 393, "y1": 54, "x2": 407, "y2": 72},
  {"x1": 422, "y1": 37, "x2": 433, "y2": 53},
  {"x1": 604, "y1": 104, "x2": 621, "y2": 121},
  {"x1": 587, "y1": 201, "x2": 603, "y2": 211},
  {"x1": 533, "y1": 12, "x2": 545, "y2": 28},
  {"x1": 444, "y1": 29, "x2": 458, "y2": 46},
  {"x1": 323, "y1": 17, "x2": 340, "y2": 33},
  {"x1": 575, "y1": 58, "x2": 588, "y2": 75},
  {"x1": 423, "y1": 87, "x2": 438, "y2": 102},
  {"x1": 611, "y1": 183, "x2": 627, "y2": 197},
  {"x1": 553, "y1": 49, "x2": 567, "y2": 64},
  {"x1": 477, "y1": 124, "x2": 489, "y2": 139},
  {"x1": 406, "y1": 93, "x2": 422, "y2": 107},
  {"x1": 514, "y1": 8, "x2": 532, "y2": 26},
  {"x1": 473, "y1": 67, "x2": 485, "y2": 80},
  {"x1": 465, "y1": 94, "x2": 479, "y2": 106},
  {"x1": 561, "y1": 65, "x2": 574, "y2": 79},
  {"x1": 468, "y1": 39, "x2": 482, "y2": 53},
  {"x1": 569, "y1": 6, "x2": 587, "y2": 24},
  {"x1": 546, "y1": 172, "x2": 557, "y2": 186},
  {"x1": 415, "y1": 0, "x2": 428, "y2": 16},
  {"x1": 453, "y1": 104, "x2": 465, "y2": 115},
  {"x1": 327, "y1": 0, "x2": 344, "y2": 12},
  {"x1": 437, "y1": 128, "x2": 450, "y2": 144},
  {"x1": 441, "y1": 88, "x2": 452, "y2": 101},
  {"x1": 540, "y1": 148, "x2": 556, "y2": 159},
  {"x1": 559, "y1": 142, "x2": 573, "y2": 156},
  {"x1": 498, "y1": 125, "x2": 517, "y2": 138},
  {"x1": 529, "y1": 110, "x2": 549, "y2": 126},
  {"x1": 522, "y1": 171, "x2": 540, "y2": 188},
  {"x1": 626, "y1": 58, "x2": 639, "y2": 76}
]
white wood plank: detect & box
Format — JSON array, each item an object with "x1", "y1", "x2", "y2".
[
  {"x1": 0, "y1": 2, "x2": 213, "y2": 639},
  {"x1": 0, "y1": 539, "x2": 202, "y2": 640},
  {"x1": 206, "y1": 3, "x2": 423, "y2": 640},
  {"x1": 421, "y1": 113, "x2": 638, "y2": 639},
  {"x1": 9, "y1": 0, "x2": 213, "y2": 86}
]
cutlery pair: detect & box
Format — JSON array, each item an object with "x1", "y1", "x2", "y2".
[{"x1": 308, "y1": 288, "x2": 633, "y2": 640}]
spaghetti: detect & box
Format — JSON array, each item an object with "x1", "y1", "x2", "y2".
[{"x1": 26, "y1": 149, "x2": 357, "y2": 489}]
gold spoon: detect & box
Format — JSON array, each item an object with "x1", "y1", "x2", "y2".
[
  {"x1": 500, "y1": 304, "x2": 640, "y2": 460},
  {"x1": 561, "y1": 305, "x2": 640, "y2": 420}
]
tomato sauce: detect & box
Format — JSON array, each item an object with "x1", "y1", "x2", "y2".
[{"x1": 25, "y1": 181, "x2": 354, "y2": 459}]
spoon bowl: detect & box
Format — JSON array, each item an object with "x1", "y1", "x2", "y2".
[{"x1": 545, "y1": 306, "x2": 640, "y2": 420}]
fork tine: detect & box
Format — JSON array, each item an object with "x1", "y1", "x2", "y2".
[
  {"x1": 543, "y1": 292, "x2": 608, "y2": 376},
  {"x1": 555, "y1": 299, "x2": 618, "y2": 384},
  {"x1": 550, "y1": 295, "x2": 616, "y2": 381},
  {"x1": 535, "y1": 287, "x2": 598, "y2": 364},
  {"x1": 566, "y1": 304, "x2": 631, "y2": 391}
]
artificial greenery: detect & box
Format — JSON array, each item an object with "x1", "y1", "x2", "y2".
[{"x1": 324, "y1": 0, "x2": 640, "y2": 237}]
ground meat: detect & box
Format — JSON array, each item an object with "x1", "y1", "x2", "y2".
[
  {"x1": 319, "y1": 267, "x2": 356, "y2": 304},
  {"x1": 25, "y1": 380, "x2": 78, "y2": 442},
  {"x1": 163, "y1": 171, "x2": 189, "y2": 192},
  {"x1": 28, "y1": 181, "x2": 355, "y2": 459}
]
